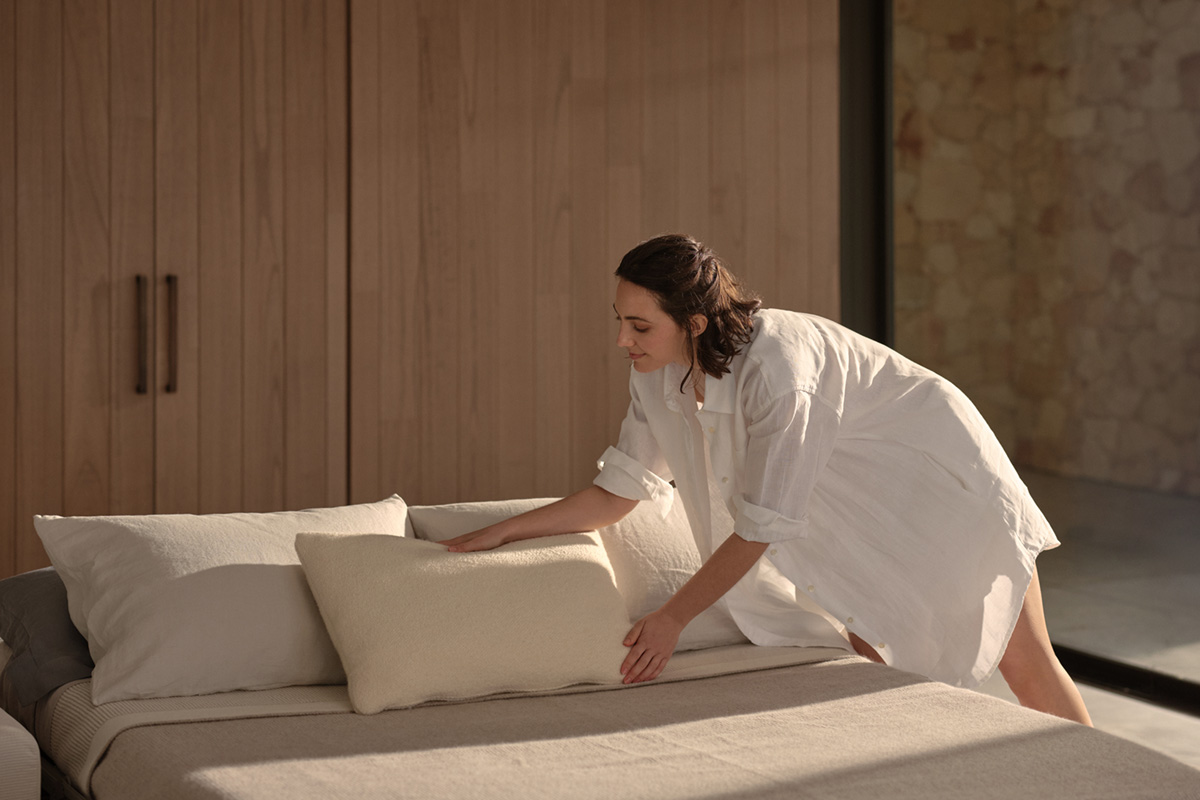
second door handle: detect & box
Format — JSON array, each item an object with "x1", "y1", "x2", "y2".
[{"x1": 165, "y1": 274, "x2": 178, "y2": 394}]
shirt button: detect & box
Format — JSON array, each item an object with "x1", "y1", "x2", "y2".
[
  {"x1": 707, "y1": 426, "x2": 716, "y2": 433},
  {"x1": 806, "y1": 585, "x2": 815, "y2": 593},
  {"x1": 721, "y1": 476, "x2": 729, "y2": 483},
  {"x1": 769, "y1": 548, "x2": 777, "y2": 556},
  {"x1": 846, "y1": 616, "x2": 854, "y2": 624},
  {"x1": 877, "y1": 643, "x2": 886, "y2": 650}
]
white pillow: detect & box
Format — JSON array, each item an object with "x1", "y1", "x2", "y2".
[
  {"x1": 295, "y1": 531, "x2": 630, "y2": 714},
  {"x1": 407, "y1": 497, "x2": 748, "y2": 651},
  {"x1": 34, "y1": 496, "x2": 408, "y2": 704}
]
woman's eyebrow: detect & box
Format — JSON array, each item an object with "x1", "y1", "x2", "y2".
[{"x1": 612, "y1": 304, "x2": 651, "y2": 323}]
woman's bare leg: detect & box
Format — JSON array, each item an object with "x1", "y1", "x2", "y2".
[{"x1": 998, "y1": 567, "x2": 1093, "y2": 726}]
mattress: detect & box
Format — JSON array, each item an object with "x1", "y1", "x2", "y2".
[{"x1": 32, "y1": 644, "x2": 1200, "y2": 800}]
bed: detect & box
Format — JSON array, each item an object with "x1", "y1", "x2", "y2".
[{"x1": 3, "y1": 495, "x2": 1199, "y2": 800}]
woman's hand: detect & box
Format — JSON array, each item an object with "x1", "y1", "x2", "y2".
[
  {"x1": 620, "y1": 609, "x2": 683, "y2": 684},
  {"x1": 441, "y1": 526, "x2": 508, "y2": 553}
]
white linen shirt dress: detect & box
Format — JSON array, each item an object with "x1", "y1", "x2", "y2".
[{"x1": 594, "y1": 309, "x2": 1059, "y2": 688}]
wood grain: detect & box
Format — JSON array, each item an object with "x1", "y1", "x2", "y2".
[
  {"x1": 350, "y1": 0, "x2": 842, "y2": 505},
  {"x1": 242, "y1": 0, "x2": 286, "y2": 511},
  {"x1": 808, "y1": 0, "x2": 840, "y2": 319},
  {"x1": 776, "y1": 0, "x2": 811, "y2": 314},
  {"x1": 284, "y1": 0, "x2": 329, "y2": 509},
  {"x1": 199, "y1": 0, "x2": 245, "y2": 513},
  {"x1": 110, "y1": 0, "x2": 156, "y2": 516},
  {"x1": 324, "y1": 0, "x2": 349, "y2": 505},
  {"x1": 63, "y1": 0, "x2": 111, "y2": 518},
  {"x1": 154, "y1": 0, "x2": 201, "y2": 513},
  {"x1": 0, "y1": 0, "x2": 17, "y2": 575},
  {"x1": 15, "y1": 0, "x2": 64, "y2": 570},
  {"x1": 491, "y1": 0, "x2": 536, "y2": 501}
]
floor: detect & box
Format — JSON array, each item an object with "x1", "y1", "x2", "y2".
[{"x1": 973, "y1": 469, "x2": 1200, "y2": 770}]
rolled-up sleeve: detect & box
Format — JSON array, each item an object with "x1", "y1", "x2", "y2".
[
  {"x1": 593, "y1": 377, "x2": 675, "y2": 518},
  {"x1": 734, "y1": 387, "x2": 840, "y2": 543}
]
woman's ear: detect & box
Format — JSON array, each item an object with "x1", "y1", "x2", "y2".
[{"x1": 690, "y1": 314, "x2": 708, "y2": 337}]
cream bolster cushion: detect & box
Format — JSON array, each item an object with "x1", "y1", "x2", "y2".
[
  {"x1": 295, "y1": 531, "x2": 631, "y2": 715},
  {"x1": 406, "y1": 498, "x2": 749, "y2": 652},
  {"x1": 34, "y1": 495, "x2": 408, "y2": 704}
]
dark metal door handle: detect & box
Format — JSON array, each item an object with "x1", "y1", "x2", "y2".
[
  {"x1": 136, "y1": 275, "x2": 149, "y2": 394},
  {"x1": 165, "y1": 274, "x2": 178, "y2": 393}
]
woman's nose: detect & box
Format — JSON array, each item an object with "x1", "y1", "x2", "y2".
[{"x1": 616, "y1": 326, "x2": 633, "y2": 348}]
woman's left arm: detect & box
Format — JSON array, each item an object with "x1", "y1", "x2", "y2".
[{"x1": 620, "y1": 533, "x2": 769, "y2": 683}]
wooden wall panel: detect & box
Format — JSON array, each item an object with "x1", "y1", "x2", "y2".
[
  {"x1": 15, "y1": 0, "x2": 64, "y2": 570},
  {"x1": 0, "y1": 0, "x2": 16, "y2": 576},
  {"x1": 457, "y1": 0, "x2": 499, "y2": 500},
  {"x1": 284, "y1": 0, "x2": 331, "y2": 509},
  {"x1": 350, "y1": 0, "x2": 841, "y2": 505},
  {"x1": 323, "y1": 0, "x2": 349, "y2": 505},
  {"x1": 491, "y1": 0, "x2": 536, "y2": 501},
  {"x1": 154, "y1": 0, "x2": 201, "y2": 514},
  {"x1": 242, "y1": 0, "x2": 287, "y2": 511},
  {"x1": 63, "y1": 0, "x2": 112, "y2": 518},
  {"x1": 807, "y1": 0, "x2": 840, "y2": 319},
  {"x1": 110, "y1": 0, "x2": 155, "y2": 516},
  {"x1": 199, "y1": 0, "x2": 245, "y2": 513}
]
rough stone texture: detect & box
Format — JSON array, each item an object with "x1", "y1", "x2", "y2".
[{"x1": 894, "y1": 0, "x2": 1200, "y2": 497}]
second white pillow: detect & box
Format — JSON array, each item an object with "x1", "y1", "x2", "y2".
[{"x1": 406, "y1": 497, "x2": 748, "y2": 651}]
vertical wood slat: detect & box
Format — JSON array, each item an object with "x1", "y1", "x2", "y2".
[
  {"x1": 708, "y1": 0, "x2": 747, "y2": 274},
  {"x1": 604, "y1": 0, "x2": 643, "y2": 448},
  {"x1": 457, "y1": 0, "x2": 498, "y2": 500},
  {"x1": 532, "y1": 0, "x2": 572, "y2": 496},
  {"x1": 0, "y1": 0, "x2": 17, "y2": 575},
  {"x1": 15, "y1": 0, "x2": 64, "y2": 570},
  {"x1": 569, "y1": 0, "x2": 608, "y2": 490},
  {"x1": 324, "y1": 0, "x2": 349, "y2": 505},
  {"x1": 242, "y1": 0, "x2": 286, "y2": 511},
  {"x1": 641, "y1": 0, "x2": 678, "y2": 236},
  {"x1": 199, "y1": 0, "x2": 244, "y2": 513},
  {"x1": 808, "y1": 0, "x2": 840, "y2": 319},
  {"x1": 742, "y1": 0, "x2": 779, "y2": 305},
  {"x1": 154, "y1": 0, "x2": 201, "y2": 513},
  {"x1": 776, "y1": 0, "x2": 811, "y2": 314},
  {"x1": 491, "y1": 0, "x2": 536, "y2": 501},
  {"x1": 417, "y1": 0, "x2": 461, "y2": 503},
  {"x1": 63, "y1": 0, "x2": 111, "y2": 518},
  {"x1": 376, "y1": 0, "x2": 420, "y2": 503},
  {"x1": 675, "y1": 0, "x2": 710, "y2": 245},
  {"x1": 348, "y1": 0, "x2": 381, "y2": 503},
  {"x1": 110, "y1": 0, "x2": 155, "y2": 515},
  {"x1": 284, "y1": 0, "x2": 330, "y2": 509}
]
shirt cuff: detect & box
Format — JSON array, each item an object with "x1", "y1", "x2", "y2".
[
  {"x1": 733, "y1": 499, "x2": 809, "y2": 543},
  {"x1": 593, "y1": 446, "x2": 674, "y2": 519}
]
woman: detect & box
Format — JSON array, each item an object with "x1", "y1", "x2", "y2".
[{"x1": 444, "y1": 234, "x2": 1093, "y2": 726}]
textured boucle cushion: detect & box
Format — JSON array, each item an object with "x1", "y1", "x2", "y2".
[
  {"x1": 34, "y1": 496, "x2": 408, "y2": 703},
  {"x1": 295, "y1": 531, "x2": 630, "y2": 714},
  {"x1": 407, "y1": 497, "x2": 748, "y2": 651}
]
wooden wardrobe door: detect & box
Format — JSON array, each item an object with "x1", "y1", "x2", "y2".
[
  {"x1": 152, "y1": 0, "x2": 348, "y2": 515},
  {"x1": 0, "y1": 0, "x2": 348, "y2": 577}
]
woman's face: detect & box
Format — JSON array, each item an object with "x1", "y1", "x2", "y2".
[{"x1": 613, "y1": 279, "x2": 691, "y2": 373}]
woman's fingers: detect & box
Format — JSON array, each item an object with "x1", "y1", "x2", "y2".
[{"x1": 625, "y1": 652, "x2": 664, "y2": 684}]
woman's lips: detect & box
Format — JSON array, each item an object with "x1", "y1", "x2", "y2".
[{"x1": 629, "y1": 353, "x2": 645, "y2": 360}]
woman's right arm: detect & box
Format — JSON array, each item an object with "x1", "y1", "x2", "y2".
[{"x1": 441, "y1": 486, "x2": 638, "y2": 552}]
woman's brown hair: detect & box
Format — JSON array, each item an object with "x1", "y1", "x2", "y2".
[{"x1": 615, "y1": 234, "x2": 761, "y2": 392}]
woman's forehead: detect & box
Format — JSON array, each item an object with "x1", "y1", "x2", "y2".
[{"x1": 614, "y1": 279, "x2": 664, "y2": 316}]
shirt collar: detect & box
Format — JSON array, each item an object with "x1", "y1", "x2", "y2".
[
  {"x1": 701, "y1": 371, "x2": 737, "y2": 415},
  {"x1": 662, "y1": 363, "x2": 737, "y2": 415}
]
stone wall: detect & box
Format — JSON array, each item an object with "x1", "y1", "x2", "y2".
[{"x1": 893, "y1": 0, "x2": 1200, "y2": 497}]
